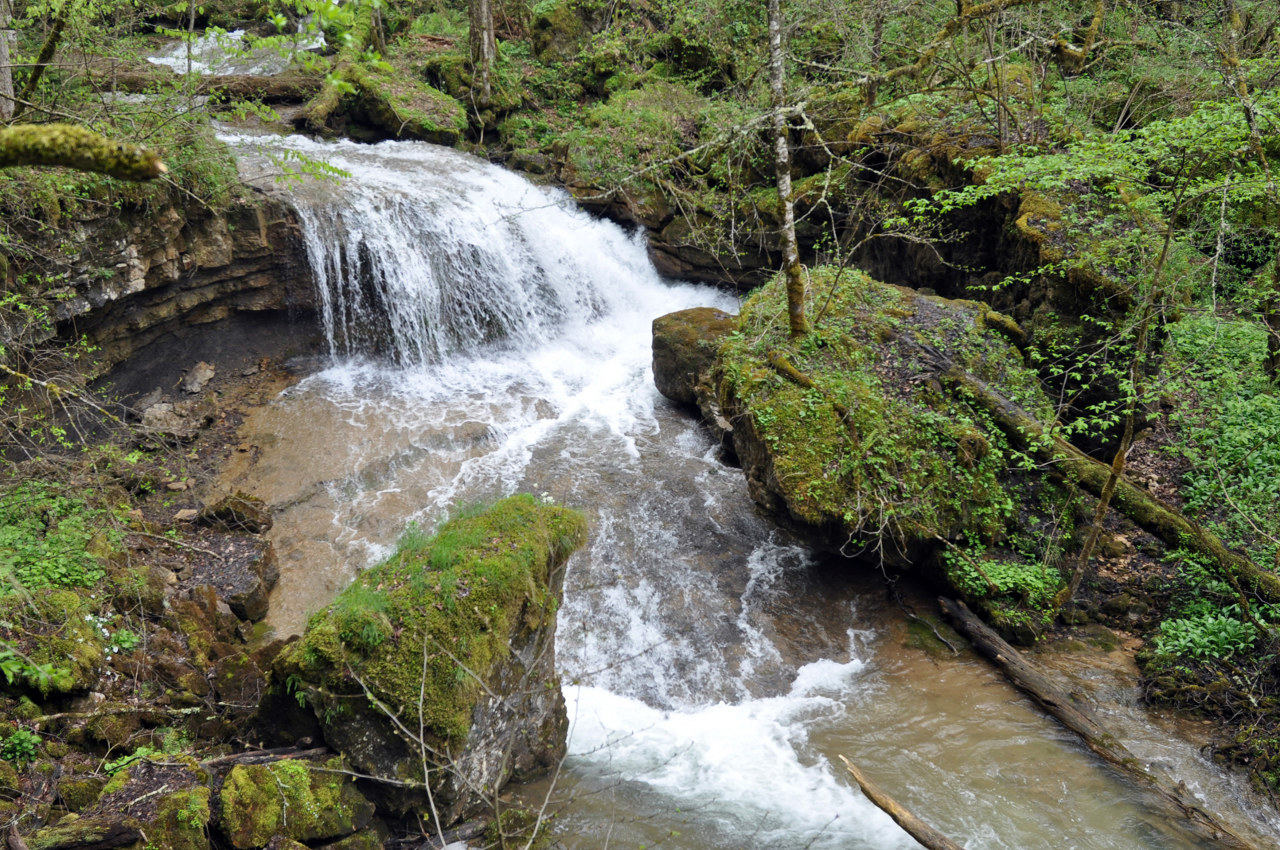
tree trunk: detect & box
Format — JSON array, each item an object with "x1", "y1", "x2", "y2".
[
  {"x1": 0, "y1": 0, "x2": 15, "y2": 122},
  {"x1": 12, "y1": 2, "x2": 70, "y2": 121},
  {"x1": 838, "y1": 757, "x2": 966, "y2": 850},
  {"x1": 469, "y1": 0, "x2": 496, "y2": 105},
  {"x1": 939, "y1": 597, "x2": 1260, "y2": 850},
  {"x1": 768, "y1": 0, "x2": 806, "y2": 338}
]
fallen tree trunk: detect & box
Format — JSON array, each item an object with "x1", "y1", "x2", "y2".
[
  {"x1": 939, "y1": 596, "x2": 1260, "y2": 850},
  {"x1": 89, "y1": 66, "x2": 322, "y2": 103},
  {"x1": 838, "y1": 756, "x2": 966, "y2": 850},
  {"x1": 943, "y1": 367, "x2": 1280, "y2": 604}
]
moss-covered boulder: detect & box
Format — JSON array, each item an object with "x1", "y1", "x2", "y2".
[
  {"x1": 28, "y1": 757, "x2": 210, "y2": 850},
  {"x1": 0, "y1": 590, "x2": 107, "y2": 697},
  {"x1": 276, "y1": 495, "x2": 587, "y2": 823},
  {"x1": 702, "y1": 268, "x2": 1080, "y2": 639},
  {"x1": 652, "y1": 307, "x2": 736, "y2": 408},
  {"x1": 531, "y1": 0, "x2": 594, "y2": 63},
  {"x1": 346, "y1": 65, "x2": 468, "y2": 145},
  {"x1": 216, "y1": 757, "x2": 375, "y2": 849}
]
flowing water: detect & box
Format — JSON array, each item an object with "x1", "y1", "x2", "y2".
[{"x1": 219, "y1": 132, "x2": 1280, "y2": 848}]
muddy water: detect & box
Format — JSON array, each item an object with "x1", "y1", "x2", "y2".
[{"x1": 220, "y1": 133, "x2": 1279, "y2": 848}]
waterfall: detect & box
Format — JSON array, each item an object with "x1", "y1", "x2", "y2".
[{"x1": 226, "y1": 133, "x2": 647, "y2": 366}]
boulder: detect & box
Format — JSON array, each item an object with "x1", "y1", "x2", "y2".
[
  {"x1": 216, "y1": 757, "x2": 375, "y2": 849},
  {"x1": 652, "y1": 307, "x2": 736, "y2": 408},
  {"x1": 182, "y1": 361, "x2": 215, "y2": 393},
  {"x1": 28, "y1": 758, "x2": 210, "y2": 850},
  {"x1": 275, "y1": 495, "x2": 587, "y2": 824},
  {"x1": 698, "y1": 267, "x2": 1078, "y2": 639}
]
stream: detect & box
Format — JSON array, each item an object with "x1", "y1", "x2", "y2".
[{"x1": 218, "y1": 132, "x2": 1280, "y2": 849}]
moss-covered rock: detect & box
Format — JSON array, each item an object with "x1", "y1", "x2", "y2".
[
  {"x1": 705, "y1": 268, "x2": 1078, "y2": 638},
  {"x1": 0, "y1": 589, "x2": 106, "y2": 696},
  {"x1": 652, "y1": 307, "x2": 736, "y2": 408},
  {"x1": 531, "y1": 0, "x2": 593, "y2": 63},
  {"x1": 346, "y1": 64, "x2": 468, "y2": 145},
  {"x1": 28, "y1": 758, "x2": 210, "y2": 850},
  {"x1": 216, "y1": 757, "x2": 374, "y2": 849},
  {"x1": 276, "y1": 495, "x2": 587, "y2": 822}
]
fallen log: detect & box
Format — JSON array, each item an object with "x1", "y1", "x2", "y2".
[
  {"x1": 942, "y1": 367, "x2": 1280, "y2": 604},
  {"x1": 88, "y1": 66, "x2": 323, "y2": 104},
  {"x1": 838, "y1": 756, "x2": 966, "y2": 850},
  {"x1": 939, "y1": 596, "x2": 1260, "y2": 850}
]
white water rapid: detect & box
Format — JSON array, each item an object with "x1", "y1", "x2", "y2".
[{"x1": 221, "y1": 132, "x2": 1280, "y2": 849}]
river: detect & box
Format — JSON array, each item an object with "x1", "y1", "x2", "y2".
[{"x1": 217, "y1": 132, "x2": 1279, "y2": 849}]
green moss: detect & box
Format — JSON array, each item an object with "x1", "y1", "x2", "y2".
[
  {"x1": 147, "y1": 786, "x2": 210, "y2": 850},
  {"x1": 57, "y1": 775, "x2": 107, "y2": 812},
  {"x1": 719, "y1": 268, "x2": 1052, "y2": 541},
  {"x1": 282, "y1": 495, "x2": 587, "y2": 741},
  {"x1": 562, "y1": 81, "x2": 707, "y2": 194},
  {"x1": 348, "y1": 64, "x2": 468, "y2": 144},
  {"x1": 0, "y1": 589, "x2": 105, "y2": 695},
  {"x1": 716, "y1": 268, "x2": 1075, "y2": 638},
  {"x1": 217, "y1": 757, "x2": 373, "y2": 849}
]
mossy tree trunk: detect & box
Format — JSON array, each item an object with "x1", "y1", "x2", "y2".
[
  {"x1": 0, "y1": 0, "x2": 14, "y2": 121},
  {"x1": 0, "y1": 124, "x2": 165, "y2": 180},
  {"x1": 469, "y1": 0, "x2": 496, "y2": 105},
  {"x1": 768, "y1": 0, "x2": 807, "y2": 338}
]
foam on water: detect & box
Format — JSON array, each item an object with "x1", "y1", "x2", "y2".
[{"x1": 563, "y1": 638, "x2": 914, "y2": 850}]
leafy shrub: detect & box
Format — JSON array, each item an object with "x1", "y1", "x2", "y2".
[
  {"x1": 0, "y1": 483, "x2": 115, "y2": 591},
  {"x1": 1, "y1": 729, "x2": 40, "y2": 765}
]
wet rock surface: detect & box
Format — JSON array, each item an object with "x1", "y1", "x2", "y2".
[{"x1": 652, "y1": 306, "x2": 736, "y2": 409}]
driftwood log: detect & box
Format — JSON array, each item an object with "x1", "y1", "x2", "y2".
[
  {"x1": 838, "y1": 756, "x2": 966, "y2": 850},
  {"x1": 939, "y1": 597, "x2": 1260, "y2": 850}
]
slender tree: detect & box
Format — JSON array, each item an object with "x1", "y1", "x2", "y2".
[
  {"x1": 469, "y1": 0, "x2": 496, "y2": 105},
  {"x1": 0, "y1": 0, "x2": 14, "y2": 121},
  {"x1": 768, "y1": 0, "x2": 807, "y2": 338}
]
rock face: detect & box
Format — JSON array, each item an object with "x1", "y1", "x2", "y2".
[
  {"x1": 276, "y1": 495, "x2": 588, "y2": 825},
  {"x1": 652, "y1": 307, "x2": 736, "y2": 408},
  {"x1": 36, "y1": 189, "x2": 315, "y2": 377}
]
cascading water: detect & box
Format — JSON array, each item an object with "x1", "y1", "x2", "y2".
[{"x1": 221, "y1": 131, "x2": 1280, "y2": 849}]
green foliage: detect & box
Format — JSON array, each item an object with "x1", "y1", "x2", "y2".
[
  {"x1": 1152, "y1": 614, "x2": 1261, "y2": 662},
  {"x1": 945, "y1": 547, "x2": 1063, "y2": 629},
  {"x1": 1, "y1": 729, "x2": 40, "y2": 765},
  {"x1": 1163, "y1": 315, "x2": 1280, "y2": 565},
  {"x1": 0, "y1": 482, "x2": 116, "y2": 591}
]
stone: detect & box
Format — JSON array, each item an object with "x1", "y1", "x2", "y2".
[
  {"x1": 141, "y1": 402, "x2": 199, "y2": 440},
  {"x1": 651, "y1": 307, "x2": 736, "y2": 408},
  {"x1": 276, "y1": 496, "x2": 587, "y2": 823},
  {"x1": 175, "y1": 508, "x2": 199, "y2": 521},
  {"x1": 216, "y1": 758, "x2": 375, "y2": 849},
  {"x1": 182, "y1": 361, "x2": 216, "y2": 393},
  {"x1": 198, "y1": 491, "x2": 273, "y2": 533}
]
